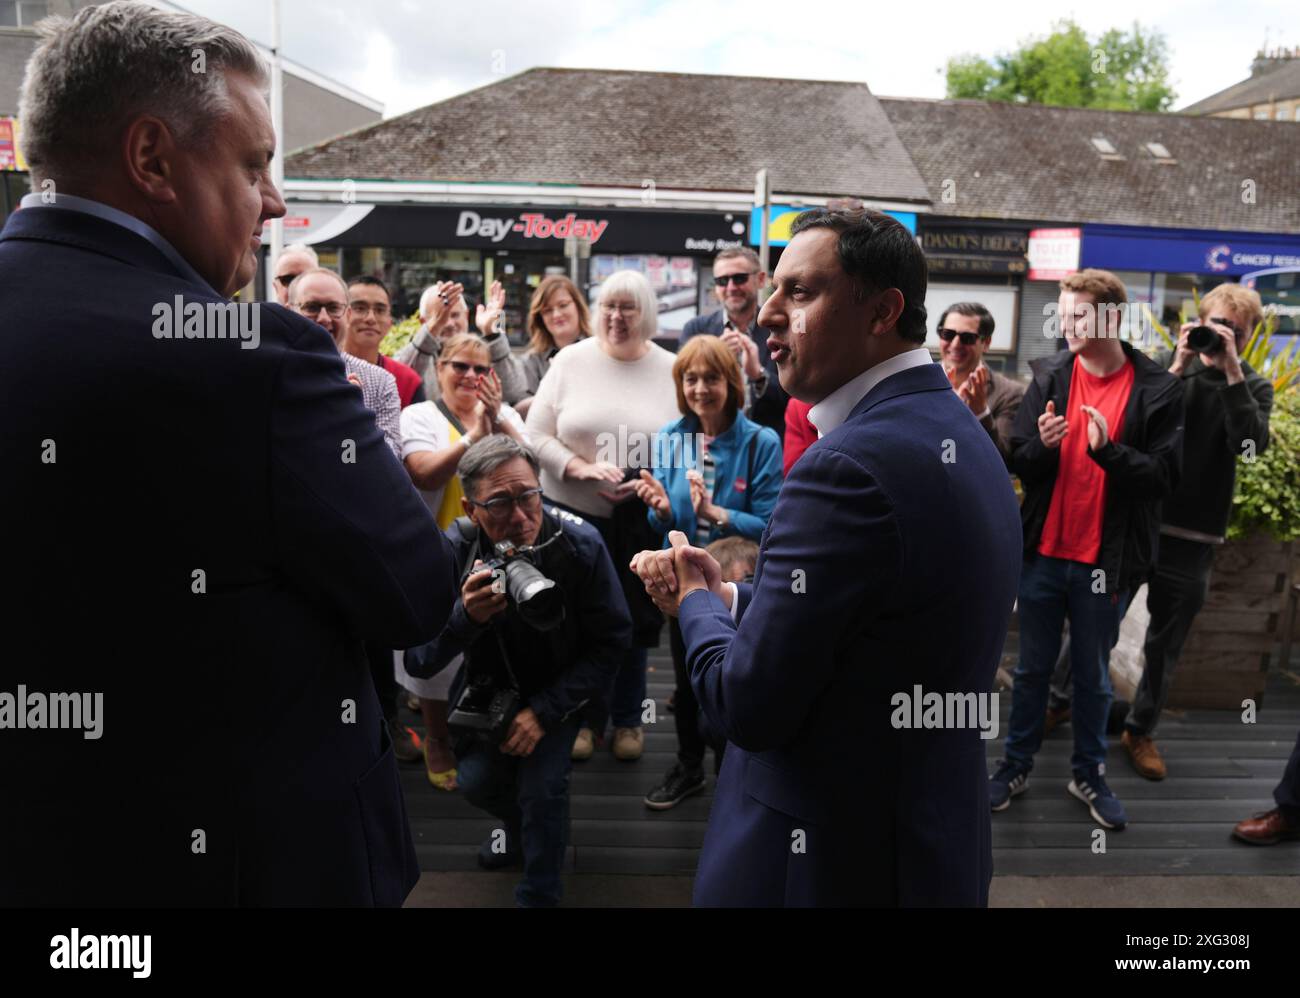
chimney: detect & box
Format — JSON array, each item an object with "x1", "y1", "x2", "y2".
[{"x1": 1251, "y1": 46, "x2": 1300, "y2": 77}]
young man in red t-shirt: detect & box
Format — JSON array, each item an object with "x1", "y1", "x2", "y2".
[
  {"x1": 994, "y1": 269, "x2": 1183, "y2": 830},
  {"x1": 345, "y1": 275, "x2": 426, "y2": 408}
]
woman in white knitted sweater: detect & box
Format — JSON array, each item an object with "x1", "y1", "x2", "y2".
[{"x1": 525, "y1": 270, "x2": 679, "y2": 763}]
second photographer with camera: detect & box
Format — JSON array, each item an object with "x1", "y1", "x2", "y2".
[{"x1": 403, "y1": 435, "x2": 632, "y2": 907}]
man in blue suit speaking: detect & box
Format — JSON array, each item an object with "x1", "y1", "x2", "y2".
[{"x1": 633, "y1": 208, "x2": 1022, "y2": 906}]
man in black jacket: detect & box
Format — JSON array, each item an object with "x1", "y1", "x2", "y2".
[
  {"x1": 1, "y1": 2, "x2": 457, "y2": 906},
  {"x1": 404, "y1": 436, "x2": 632, "y2": 907},
  {"x1": 992, "y1": 269, "x2": 1184, "y2": 831}
]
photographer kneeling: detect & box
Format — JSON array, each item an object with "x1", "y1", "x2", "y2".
[{"x1": 404, "y1": 435, "x2": 632, "y2": 907}]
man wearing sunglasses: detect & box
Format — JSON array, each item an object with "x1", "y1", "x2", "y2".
[
  {"x1": 936, "y1": 302, "x2": 1025, "y2": 463},
  {"x1": 403, "y1": 435, "x2": 631, "y2": 907},
  {"x1": 272, "y1": 243, "x2": 318, "y2": 306},
  {"x1": 680, "y1": 247, "x2": 788, "y2": 437}
]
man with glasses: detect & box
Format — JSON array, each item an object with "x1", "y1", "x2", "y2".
[
  {"x1": 935, "y1": 302, "x2": 1025, "y2": 463},
  {"x1": 403, "y1": 435, "x2": 631, "y2": 907},
  {"x1": 681, "y1": 247, "x2": 787, "y2": 436},
  {"x1": 288, "y1": 268, "x2": 401, "y2": 458},
  {"x1": 346, "y1": 275, "x2": 426, "y2": 407},
  {"x1": 272, "y1": 243, "x2": 318, "y2": 306}
]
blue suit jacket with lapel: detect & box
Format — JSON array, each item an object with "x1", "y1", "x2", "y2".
[
  {"x1": 0, "y1": 205, "x2": 459, "y2": 906},
  {"x1": 678, "y1": 359, "x2": 1022, "y2": 906}
]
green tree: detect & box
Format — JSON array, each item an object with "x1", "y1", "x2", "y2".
[{"x1": 946, "y1": 19, "x2": 1176, "y2": 111}]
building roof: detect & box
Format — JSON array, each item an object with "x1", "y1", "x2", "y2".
[
  {"x1": 284, "y1": 67, "x2": 931, "y2": 203},
  {"x1": 880, "y1": 97, "x2": 1300, "y2": 233},
  {"x1": 1181, "y1": 59, "x2": 1300, "y2": 115}
]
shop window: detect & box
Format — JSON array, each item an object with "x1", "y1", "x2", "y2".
[{"x1": 590, "y1": 253, "x2": 699, "y2": 336}]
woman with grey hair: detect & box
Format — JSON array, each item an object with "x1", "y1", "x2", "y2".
[{"x1": 525, "y1": 269, "x2": 678, "y2": 762}]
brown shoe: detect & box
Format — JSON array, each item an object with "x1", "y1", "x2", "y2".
[
  {"x1": 1122, "y1": 730, "x2": 1166, "y2": 781},
  {"x1": 1044, "y1": 704, "x2": 1070, "y2": 736},
  {"x1": 612, "y1": 726, "x2": 644, "y2": 761},
  {"x1": 1232, "y1": 808, "x2": 1300, "y2": 845}
]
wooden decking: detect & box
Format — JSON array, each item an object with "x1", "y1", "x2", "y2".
[{"x1": 400, "y1": 632, "x2": 1300, "y2": 879}]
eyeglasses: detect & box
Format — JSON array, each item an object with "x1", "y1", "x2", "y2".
[
  {"x1": 348, "y1": 302, "x2": 391, "y2": 318},
  {"x1": 714, "y1": 272, "x2": 757, "y2": 288},
  {"x1": 937, "y1": 328, "x2": 983, "y2": 346},
  {"x1": 441, "y1": 359, "x2": 492, "y2": 377},
  {"x1": 469, "y1": 487, "x2": 544, "y2": 519},
  {"x1": 295, "y1": 301, "x2": 347, "y2": 318},
  {"x1": 1205, "y1": 316, "x2": 1242, "y2": 337},
  {"x1": 599, "y1": 302, "x2": 639, "y2": 315},
  {"x1": 275, "y1": 272, "x2": 302, "y2": 289}
]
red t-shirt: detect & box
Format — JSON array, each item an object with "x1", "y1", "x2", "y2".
[
  {"x1": 377, "y1": 355, "x2": 423, "y2": 409},
  {"x1": 1037, "y1": 355, "x2": 1135, "y2": 565}
]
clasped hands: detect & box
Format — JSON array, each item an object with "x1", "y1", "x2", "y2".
[{"x1": 629, "y1": 530, "x2": 726, "y2": 617}]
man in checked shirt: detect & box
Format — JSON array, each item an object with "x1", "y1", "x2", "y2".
[{"x1": 287, "y1": 268, "x2": 402, "y2": 458}]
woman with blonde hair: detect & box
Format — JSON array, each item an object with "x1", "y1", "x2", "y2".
[
  {"x1": 525, "y1": 269, "x2": 678, "y2": 762},
  {"x1": 397, "y1": 331, "x2": 528, "y2": 790},
  {"x1": 505, "y1": 275, "x2": 590, "y2": 418}
]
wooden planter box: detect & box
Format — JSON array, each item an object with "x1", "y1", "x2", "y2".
[{"x1": 1112, "y1": 533, "x2": 1295, "y2": 710}]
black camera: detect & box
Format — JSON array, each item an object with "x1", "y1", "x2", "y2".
[
  {"x1": 1187, "y1": 317, "x2": 1235, "y2": 355},
  {"x1": 479, "y1": 538, "x2": 565, "y2": 632},
  {"x1": 447, "y1": 674, "x2": 520, "y2": 742}
]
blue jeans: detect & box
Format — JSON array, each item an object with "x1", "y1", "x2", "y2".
[
  {"x1": 610, "y1": 646, "x2": 648, "y2": 729},
  {"x1": 457, "y1": 717, "x2": 578, "y2": 908},
  {"x1": 1005, "y1": 554, "x2": 1128, "y2": 774}
]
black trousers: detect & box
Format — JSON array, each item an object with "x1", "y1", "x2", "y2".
[
  {"x1": 670, "y1": 618, "x2": 725, "y2": 775},
  {"x1": 1274, "y1": 729, "x2": 1300, "y2": 822},
  {"x1": 1047, "y1": 536, "x2": 1214, "y2": 738}
]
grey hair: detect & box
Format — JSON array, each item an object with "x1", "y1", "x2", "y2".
[
  {"x1": 286, "y1": 268, "x2": 347, "y2": 305},
  {"x1": 279, "y1": 244, "x2": 319, "y2": 267},
  {"x1": 18, "y1": 1, "x2": 268, "y2": 185},
  {"x1": 596, "y1": 270, "x2": 659, "y2": 342},
  {"x1": 460, "y1": 435, "x2": 540, "y2": 500}
]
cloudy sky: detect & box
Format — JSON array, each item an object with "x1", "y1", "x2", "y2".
[{"x1": 180, "y1": 0, "x2": 1293, "y2": 117}]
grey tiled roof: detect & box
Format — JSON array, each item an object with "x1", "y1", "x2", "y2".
[
  {"x1": 880, "y1": 97, "x2": 1300, "y2": 233},
  {"x1": 1181, "y1": 60, "x2": 1300, "y2": 114},
  {"x1": 285, "y1": 67, "x2": 931, "y2": 203}
]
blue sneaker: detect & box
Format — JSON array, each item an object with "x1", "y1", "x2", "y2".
[
  {"x1": 989, "y1": 760, "x2": 1029, "y2": 811},
  {"x1": 1068, "y1": 765, "x2": 1128, "y2": 830}
]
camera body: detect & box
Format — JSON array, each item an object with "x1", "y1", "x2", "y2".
[
  {"x1": 476, "y1": 538, "x2": 565, "y2": 632},
  {"x1": 447, "y1": 675, "x2": 520, "y2": 742}
]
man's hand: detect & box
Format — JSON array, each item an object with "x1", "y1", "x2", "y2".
[
  {"x1": 475, "y1": 280, "x2": 507, "y2": 337},
  {"x1": 1170, "y1": 322, "x2": 1198, "y2": 376},
  {"x1": 629, "y1": 531, "x2": 723, "y2": 616},
  {"x1": 721, "y1": 327, "x2": 763, "y2": 380},
  {"x1": 1201, "y1": 319, "x2": 1245, "y2": 383},
  {"x1": 424, "y1": 280, "x2": 464, "y2": 334},
  {"x1": 462, "y1": 560, "x2": 507, "y2": 624},
  {"x1": 958, "y1": 365, "x2": 990, "y2": 416},
  {"x1": 1080, "y1": 404, "x2": 1109, "y2": 451},
  {"x1": 1037, "y1": 399, "x2": 1068, "y2": 449},
  {"x1": 501, "y1": 707, "x2": 544, "y2": 757}
]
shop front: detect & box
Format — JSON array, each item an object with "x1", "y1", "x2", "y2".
[
  {"x1": 268, "y1": 201, "x2": 751, "y2": 340},
  {"x1": 1080, "y1": 224, "x2": 1300, "y2": 334},
  {"x1": 917, "y1": 220, "x2": 1029, "y2": 375}
]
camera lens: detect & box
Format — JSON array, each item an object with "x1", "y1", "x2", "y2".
[
  {"x1": 502, "y1": 558, "x2": 564, "y2": 630},
  {"x1": 1187, "y1": 325, "x2": 1222, "y2": 354}
]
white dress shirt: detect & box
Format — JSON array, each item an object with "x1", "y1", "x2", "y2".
[{"x1": 807, "y1": 348, "x2": 934, "y2": 438}]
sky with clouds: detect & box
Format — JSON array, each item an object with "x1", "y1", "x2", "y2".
[{"x1": 181, "y1": 0, "x2": 1294, "y2": 117}]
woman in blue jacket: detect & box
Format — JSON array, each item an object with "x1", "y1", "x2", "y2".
[
  {"x1": 633, "y1": 334, "x2": 782, "y2": 810},
  {"x1": 634, "y1": 335, "x2": 782, "y2": 547}
]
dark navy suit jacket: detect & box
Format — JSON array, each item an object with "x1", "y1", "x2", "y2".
[
  {"x1": 0, "y1": 205, "x2": 458, "y2": 906},
  {"x1": 678, "y1": 359, "x2": 1022, "y2": 906},
  {"x1": 680, "y1": 309, "x2": 787, "y2": 436}
]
